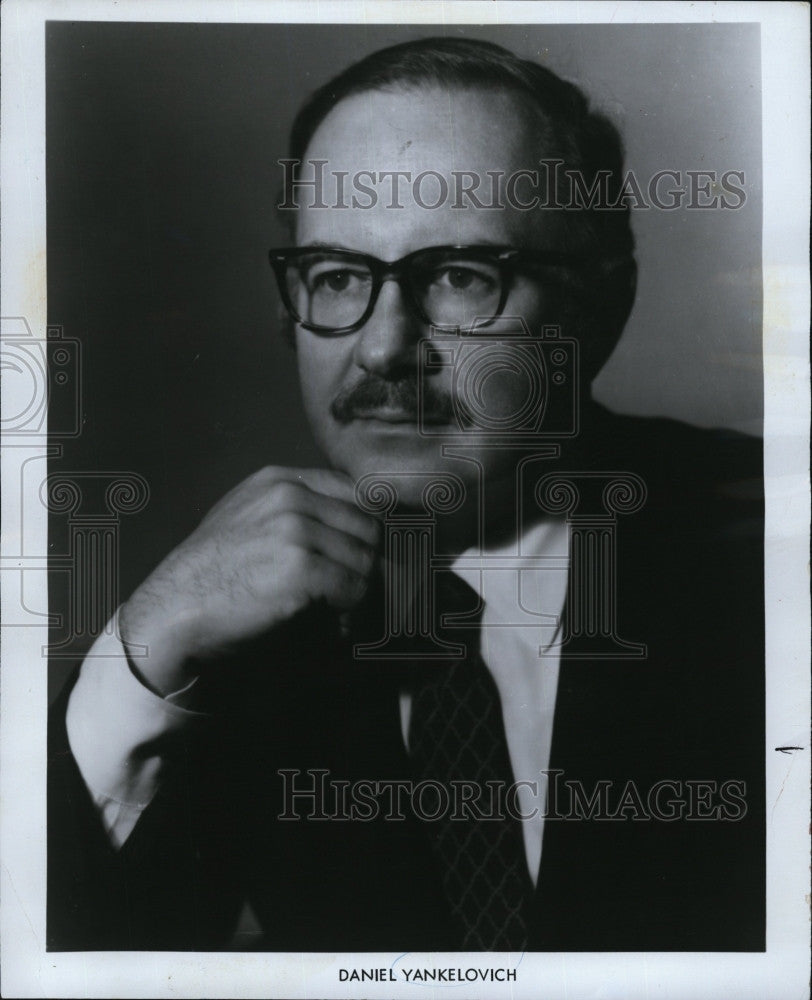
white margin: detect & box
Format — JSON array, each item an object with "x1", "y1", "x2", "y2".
[{"x1": 1, "y1": 2, "x2": 809, "y2": 999}]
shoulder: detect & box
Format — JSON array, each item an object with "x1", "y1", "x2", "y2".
[
  {"x1": 577, "y1": 402, "x2": 763, "y2": 528},
  {"x1": 581, "y1": 401, "x2": 761, "y2": 475}
]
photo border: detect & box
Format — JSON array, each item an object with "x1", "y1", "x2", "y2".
[{"x1": 2, "y1": 2, "x2": 809, "y2": 998}]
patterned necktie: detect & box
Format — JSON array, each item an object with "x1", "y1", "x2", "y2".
[{"x1": 407, "y1": 574, "x2": 533, "y2": 950}]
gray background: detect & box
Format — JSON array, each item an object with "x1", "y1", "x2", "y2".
[{"x1": 46, "y1": 21, "x2": 762, "y2": 680}]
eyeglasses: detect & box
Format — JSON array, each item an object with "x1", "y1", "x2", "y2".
[{"x1": 268, "y1": 244, "x2": 589, "y2": 336}]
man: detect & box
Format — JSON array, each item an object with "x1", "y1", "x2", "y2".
[{"x1": 48, "y1": 37, "x2": 764, "y2": 952}]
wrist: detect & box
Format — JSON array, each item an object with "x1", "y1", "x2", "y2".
[{"x1": 119, "y1": 594, "x2": 202, "y2": 697}]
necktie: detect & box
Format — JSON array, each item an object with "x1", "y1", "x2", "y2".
[{"x1": 407, "y1": 574, "x2": 533, "y2": 950}]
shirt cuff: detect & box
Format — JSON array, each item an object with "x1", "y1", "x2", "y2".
[{"x1": 66, "y1": 617, "x2": 208, "y2": 848}]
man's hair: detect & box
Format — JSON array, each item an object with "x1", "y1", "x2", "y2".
[{"x1": 285, "y1": 36, "x2": 637, "y2": 379}]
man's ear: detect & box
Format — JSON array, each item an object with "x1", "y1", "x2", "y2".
[{"x1": 579, "y1": 257, "x2": 637, "y2": 386}]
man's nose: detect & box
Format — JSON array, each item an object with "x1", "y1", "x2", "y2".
[{"x1": 352, "y1": 278, "x2": 424, "y2": 376}]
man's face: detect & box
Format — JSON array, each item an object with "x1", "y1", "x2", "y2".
[{"x1": 293, "y1": 86, "x2": 566, "y2": 506}]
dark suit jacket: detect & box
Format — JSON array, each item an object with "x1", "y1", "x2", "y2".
[{"x1": 47, "y1": 405, "x2": 765, "y2": 952}]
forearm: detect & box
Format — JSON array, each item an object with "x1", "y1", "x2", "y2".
[
  {"x1": 65, "y1": 613, "x2": 208, "y2": 846},
  {"x1": 48, "y1": 627, "x2": 244, "y2": 950}
]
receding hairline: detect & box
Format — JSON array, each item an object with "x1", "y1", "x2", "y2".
[{"x1": 299, "y1": 78, "x2": 567, "y2": 167}]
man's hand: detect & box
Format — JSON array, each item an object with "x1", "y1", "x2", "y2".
[{"x1": 119, "y1": 467, "x2": 381, "y2": 696}]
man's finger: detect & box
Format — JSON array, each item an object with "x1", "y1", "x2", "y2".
[
  {"x1": 276, "y1": 512, "x2": 376, "y2": 577},
  {"x1": 283, "y1": 467, "x2": 358, "y2": 503},
  {"x1": 267, "y1": 480, "x2": 381, "y2": 548},
  {"x1": 308, "y1": 553, "x2": 370, "y2": 611}
]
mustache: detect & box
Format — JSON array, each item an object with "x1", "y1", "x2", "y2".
[{"x1": 330, "y1": 374, "x2": 455, "y2": 425}]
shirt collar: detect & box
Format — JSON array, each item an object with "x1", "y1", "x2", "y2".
[{"x1": 450, "y1": 516, "x2": 569, "y2": 624}]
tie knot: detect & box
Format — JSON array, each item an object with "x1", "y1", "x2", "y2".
[
  {"x1": 341, "y1": 565, "x2": 483, "y2": 672},
  {"x1": 434, "y1": 570, "x2": 484, "y2": 635}
]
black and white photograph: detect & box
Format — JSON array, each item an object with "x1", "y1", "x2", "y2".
[{"x1": 1, "y1": 3, "x2": 809, "y2": 998}]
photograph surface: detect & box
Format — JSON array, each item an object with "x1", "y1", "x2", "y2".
[{"x1": 1, "y1": 3, "x2": 809, "y2": 999}]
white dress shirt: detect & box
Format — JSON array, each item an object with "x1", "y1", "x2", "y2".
[{"x1": 66, "y1": 516, "x2": 569, "y2": 889}]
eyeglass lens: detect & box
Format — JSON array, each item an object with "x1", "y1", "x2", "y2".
[{"x1": 284, "y1": 250, "x2": 504, "y2": 330}]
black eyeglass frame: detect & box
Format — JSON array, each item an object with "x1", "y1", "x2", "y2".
[{"x1": 267, "y1": 244, "x2": 590, "y2": 336}]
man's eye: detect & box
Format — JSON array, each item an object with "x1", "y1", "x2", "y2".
[
  {"x1": 308, "y1": 268, "x2": 369, "y2": 294},
  {"x1": 432, "y1": 265, "x2": 498, "y2": 292}
]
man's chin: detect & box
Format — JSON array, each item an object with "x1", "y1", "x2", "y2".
[{"x1": 324, "y1": 422, "x2": 468, "y2": 497}]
